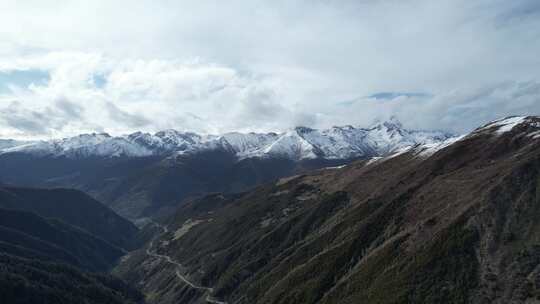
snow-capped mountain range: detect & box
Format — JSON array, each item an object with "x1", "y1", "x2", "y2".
[{"x1": 0, "y1": 119, "x2": 453, "y2": 160}]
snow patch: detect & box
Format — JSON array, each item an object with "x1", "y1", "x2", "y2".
[
  {"x1": 483, "y1": 116, "x2": 527, "y2": 135},
  {"x1": 365, "y1": 157, "x2": 382, "y2": 166},
  {"x1": 324, "y1": 165, "x2": 346, "y2": 170},
  {"x1": 417, "y1": 135, "x2": 466, "y2": 157}
]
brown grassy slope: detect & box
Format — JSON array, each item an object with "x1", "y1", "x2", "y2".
[{"x1": 119, "y1": 116, "x2": 540, "y2": 304}]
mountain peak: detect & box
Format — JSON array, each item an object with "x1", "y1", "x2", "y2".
[
  {"x1": 370, "y1": 116, "x2": 403, "y2": 129},
  {"x1": 0, "y1": 121, "x2": 453, "y2": 160},
  {"x1": 386, "y1": 115, "x2": 403, "y2": 127}
]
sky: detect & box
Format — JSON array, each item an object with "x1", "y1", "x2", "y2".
[{"x1": 0, "y1": 0, "x2": 539, "y2": 139}]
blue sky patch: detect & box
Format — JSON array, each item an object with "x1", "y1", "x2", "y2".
[
  {"x1": 338, "y1": 91, "x2": 431, "y2": 106},
  {"x1": 0, "y1": 69, "x2": 50, "y2": 93},
  {"x1": 93, "y1": 74, "x2": 107, "y2": 88},
  {"x1": 368, "y1": 92, "x2": 431, "y2": 100}
]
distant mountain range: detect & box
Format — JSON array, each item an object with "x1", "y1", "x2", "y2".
[
  {"x1": 0, "y1": 119, "x2": 453, "y2": 221},
  {"x1": 0, "y1": 118, "x2": 451, "y2": 161}
]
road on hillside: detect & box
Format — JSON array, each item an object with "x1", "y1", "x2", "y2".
[{"x1": 146, "y1": 221, "x2": 227, "y2": 304}]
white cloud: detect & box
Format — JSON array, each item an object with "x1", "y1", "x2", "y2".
[
  {"x1": 0, "y1": 52, "x2": 304, "y2": 138},
  {"x1": 0, "y1": 1, "x2": 539, "y2": 138},
  {"x1": 315, "y1": 81, "x2": 540, "y2": 133}
]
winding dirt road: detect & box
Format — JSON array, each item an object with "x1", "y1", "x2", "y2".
[{"x1": 146, "y1": 221, "x2": 227, "y2": 304}]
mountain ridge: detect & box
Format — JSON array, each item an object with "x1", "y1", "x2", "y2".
[
  {"x1": 0, "y1": 187, "x2": 144, "y2": 303},
  {"x1": 116, "y1": 115, "x2": 540, "y2": 304},
  {"x1": 0, "y1": 120, "x2": 452, "y2": 161},
  {"x1": 0, "y1": 186, "x2": 139, "y2": 249}
]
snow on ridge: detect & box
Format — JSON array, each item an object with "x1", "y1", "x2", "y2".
[
  {"x1": 477, "y1": 116, "x2": 529, "y2": 135},
  {"x1": 365, "y1": 156, "x2": 382, "y2": 166},
  {"x1": 413, "y1": 116, "x2": 540, "y2": 158},
  {"x1": 415, "y1": 135, "x2": 466, "y2": 157},
  {"x1": 221, "y1": 132, "x2": 278, "y2": 156},
  {"x1": 257, "y1": 129, "x2": 319, "y2": 160},
  {"x1": 0, "y1": 119, "x2": 454, "y2": 160},
  {"x1": 469, "y1": 116, "x2": 540, "y2": 139},
  {"x1": 489, "y1": 116, "x2": 527, "y2": 134},
  {"x1": 4, "y1": 133, "x2": 155, "y2": 158},
  {"x1": 323, "y1": 164, "x2": 347, "y2": 170}
]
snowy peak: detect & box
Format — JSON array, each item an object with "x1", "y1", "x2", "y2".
[
  {"x1": 128, "y1": 130, "x2": 205, "y2": 154},
  {"x1": 220, "y1": 132, "x2": 278, "y2": 156},
  {"x1": 368, "y1": 116, "x2": 403, "y2": 131},
  {"x1": 477, "y1": 116, "x2": 533, "y2": 134},
  {"x1": 230, "y1": 119, "x2": 451, "y2": 160},
  {"x1": 0, "y1": 118, "x2": 454, "y2": 160},
  {"x1": 470, "y1": 116, "x2": 540, "y2": 140},
  {"x1": 413, "y1": 115, "x2": 540, "y2": 158},
  {"x1": 4, "y1": 132, "x2": 153, "y2": 158},
  {"x1": 6, "y1": 116, "x2": 539, "y2": 161},
  {"x1": 259, "y1": 129, "x2": 319, "y2": 160}
]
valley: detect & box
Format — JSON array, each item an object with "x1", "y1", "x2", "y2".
[
  {"x1": 116, "y1": 116, "x2": 540, "y2": 303},
  {"x1": 2, "y1": 116, "x2": 540, "y2": 304}
]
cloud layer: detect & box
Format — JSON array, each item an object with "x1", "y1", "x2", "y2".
[{"x1": 0, "y1": 1, "x2": 539, "y2": 138}]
